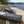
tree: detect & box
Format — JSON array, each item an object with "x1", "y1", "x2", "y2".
[{"x1": 0, "y1": 0, "x2": 6, "y2": 4}]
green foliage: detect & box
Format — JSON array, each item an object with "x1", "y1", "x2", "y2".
[
  {"x1": 3, "y1": 2, "x2": 8, "y2": 5},
  {"x1": 0, "y1": 0, "x2": 8, "y2": 5},
  {"x1": 0, "y1": 6, "x2": 6, "y2": 8},
  {"x1": 0, "y1": 0, "x2": 6, "y2": 4}
]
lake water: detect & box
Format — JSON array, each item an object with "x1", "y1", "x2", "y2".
[{"x1": 8, "y1": 4, "x2": 24, "y2": 11}]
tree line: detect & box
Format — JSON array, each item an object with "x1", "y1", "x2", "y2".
[
  {"x1": 0, "y1": 0, "x2": 24, "y2": 5},
  {"x1": 0, "y1": 0, "x2": 8, "y2": 5}
]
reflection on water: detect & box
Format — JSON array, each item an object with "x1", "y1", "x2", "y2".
[{"x1": 8, "y1": 4, "x2": 24, "y2": 10}]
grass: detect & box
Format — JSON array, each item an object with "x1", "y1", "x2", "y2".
[
  {"x1": 0, "y1": 6, "x2": 6, "y2": 8},
  {"x1": 0, "y1": 5, "x2": 6, "y2": 10}
]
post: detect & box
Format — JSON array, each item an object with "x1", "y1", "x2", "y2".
[{"x1": 6, "y1": 20, "x2": 9, "y2": 24}]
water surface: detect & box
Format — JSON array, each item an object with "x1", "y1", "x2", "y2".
[{"x1": 8, "y1": 4, "x2": 24, "y2": 11}]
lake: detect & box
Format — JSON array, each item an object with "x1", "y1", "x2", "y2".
[{"x1": 8, "y1": 4, "x2": 24, "y2": 11}]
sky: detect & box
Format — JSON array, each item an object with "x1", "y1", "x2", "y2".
[{"x1": 10, "y1": 0, "x2": 24, "y2": 3}]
